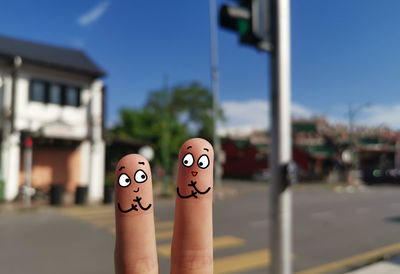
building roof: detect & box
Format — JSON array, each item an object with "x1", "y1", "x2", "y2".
[{"x1": 0, "y1": 35, "x2": 105, "y2": 78}]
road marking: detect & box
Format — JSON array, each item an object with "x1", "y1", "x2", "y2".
[
  {"x1": 155, "y1": 221, "x2": 174, "y2": 230},
  {"x1": 296, "y1": 242, "x2": 400, "y2": 274},
  {"x1": 157, "y1": 236, "x2": 245, "y2": 257},
  {"x1": 156, "y1": 230, "x2": 173, "y2": 240},
  {"x1": 214, "y1": 249, "x2": 270, "y2": 274}
]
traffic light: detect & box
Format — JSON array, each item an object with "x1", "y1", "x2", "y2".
[{"x1": 219, "y1": 0, "x2": 271, "y2": 51}]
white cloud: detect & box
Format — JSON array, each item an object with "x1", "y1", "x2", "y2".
[
  {"x1": 291, "y1": 103, "x2": 313, "y2": 119},
  {"x1": 218, "y1": 99, "x2": 315, "y2": 136},
  {"x1": 358, "y1": 104, "x2": 400, "y2": 129},
  {"x1": 78, "y1": 1, "x2": 110, "y2": 26},
  {"x1": 219, "y1": 99, "x2": 400, "y2": 136}
]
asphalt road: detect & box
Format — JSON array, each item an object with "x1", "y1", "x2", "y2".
[{"x1": 1, "y1": 181, "x2": 400, "y2": 274}]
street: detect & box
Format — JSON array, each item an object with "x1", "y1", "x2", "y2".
[{"x1": 2, "y1": 181, "x2": 400, "y2": 273}]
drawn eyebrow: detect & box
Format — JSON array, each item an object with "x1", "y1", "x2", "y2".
[
  {"x1": 204, "y1": 148, "x2": 209, "y2": 152},
  {"x1": 138, "y1": 162, "x2": 145, "y2": 165},
  {"x1": 187, "y1": 146, "x2": 192, "y2": 149},
  {"x1": 118, "y1": 166, "x2": 125, "y2": 171}
]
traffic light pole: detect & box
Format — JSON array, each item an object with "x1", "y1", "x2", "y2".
[
  {"x1": 269, "y1": 0, "x2": 292, "y2": 273},
  {"x1": 209, "y1": 0, "x2": 222, "y2": 186}
]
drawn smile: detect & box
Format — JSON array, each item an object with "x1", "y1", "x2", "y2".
[
  {"x1": 177, "y1": 180, "x2": 211, "y2": 199},
  {"x1": 117, "y1": 196, "x2": 152, "y2": 213},
  {"x1": 117, "y1": 203, "x2": 138, "y2": 213}
]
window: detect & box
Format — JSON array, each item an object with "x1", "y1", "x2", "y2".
[
  {"x1": 30, "y1": 80, "x2": 46, "y2": 102},
  {"x1": 64, "y1": 86, "x2": 80, "y2": 107},
  {"x1": 29, "y1": 79, "x2": 81, "y2": 107},
  {"x1": 48, "y1": 84, "x2": 62, "y2": 104}
]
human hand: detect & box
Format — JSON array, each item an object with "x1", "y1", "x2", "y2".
[{"x1": 114, "y1": 138, "x2": 214, "y2": 274}]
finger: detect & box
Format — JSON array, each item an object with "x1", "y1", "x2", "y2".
[
  {"x1": 171, "y1": 138, "x2": 214, "y2": 274},
  {"x1": 114, "y1": 154, "x2": 158, "y2": 274}
]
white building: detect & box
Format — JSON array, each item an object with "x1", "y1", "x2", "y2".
[{"x1": 0, "y1": 35, "x2": 106, "y2": 202}]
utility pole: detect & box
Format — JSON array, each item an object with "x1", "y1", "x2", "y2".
[
  {"x1": 269, "y1": 0, "x2": 292, "y2": 273},
  {"x1": 161, "y1": 74, "x2": 170, "y2": 195},
  {"x1": 209, "y1": 0, "x2": 222, "y2": 186}
]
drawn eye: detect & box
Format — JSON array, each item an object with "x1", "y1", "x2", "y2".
[
  {"x1": 134, "y1": 169, "x2": 147, "y2": 183},
  {"x1": 118, "y1": 173, "x2": 131, "y2": 187},
  {"x1": 182, "y1": 153, "x2": 194, "y2": 167},
  {"x1": 197, "y1": 154, "x2": 209, "y2": 169}
]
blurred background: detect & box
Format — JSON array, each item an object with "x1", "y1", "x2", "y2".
[{"x1": 1, "y1": 0, "x2": 400, "y2": 273}]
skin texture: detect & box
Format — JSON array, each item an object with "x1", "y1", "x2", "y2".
[
  {"x1": 114, "y1": 154, "x2": 158, "y2": 274},
  {"x1": 171, "y1": 138, "x2": 214, "y2": 274}
]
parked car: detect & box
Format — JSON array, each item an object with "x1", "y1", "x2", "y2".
[{"x1": 363, "y1": 169, "x2": 400, "y2": 185}]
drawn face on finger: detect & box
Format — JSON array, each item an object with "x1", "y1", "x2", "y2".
[
  {"x1": 177, "y1": 138, "x2": 214, "y2": 199},
  {"x1": 115, "y1": 154, "x2": 153, "y2": 214}
]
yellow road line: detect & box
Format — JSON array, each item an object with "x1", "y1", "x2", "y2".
[
  {"x1": 156, "y1": 230, "x2": 173, "y2": 240},
  {"x1": 155, "y1": 221, "x2": 174, "y2": 230},
  {"x1": 296, "y1": 242, "x2": 400, "y2": 274},
  {"x1": 214, "y1": 249, "x2": 270, "y2": 274},
  {"x1": 157, "y1": 236, "x2": 245, "y2": 257}
]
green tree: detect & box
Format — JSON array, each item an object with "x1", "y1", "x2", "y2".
[
  {"x1": 146, "y1": 81, "x2": 223, "y2": 141},
  {"x1": 111, "y1": 81, "x2": 224, "y2": 175},
  {"x1": 111, "y1": 108, "x2": 188, "y2": 168}
]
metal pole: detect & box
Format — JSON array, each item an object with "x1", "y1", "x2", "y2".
[
  {"x1": 269, "y1": 0, "x2": 292, "y2": 273},
  {"x1": 161, "y1": 74, "x2": 170, "y2": 195},
  {"x1": 209, "y1": 0, "x2": 222, "y2": 186},
  {"x1": 23, "y1": 140, "x2": 32, "y2": 208}
]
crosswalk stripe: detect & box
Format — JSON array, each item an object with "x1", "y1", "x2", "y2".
[
  {"x1": 157, "y1": 236, "x2": 245, "y2": 257},
  {"x1": 213, "y1": 249, "x2": 270, "y2": 274}
]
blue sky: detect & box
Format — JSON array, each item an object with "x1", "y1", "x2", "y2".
[{"x1": 1, "y1": 0, "x2": 400, "y2": 132}]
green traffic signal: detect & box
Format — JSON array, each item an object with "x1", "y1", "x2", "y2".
[{"x1": 238, "y1": 19, "x2": 250, "y2": 35}]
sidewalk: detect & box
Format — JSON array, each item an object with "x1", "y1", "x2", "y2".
[{"x1": 346, "y1": 256, "x2": 400, "y2": 274}]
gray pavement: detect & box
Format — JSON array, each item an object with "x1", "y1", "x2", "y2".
[{"x1": 2, "y1": 181, "x2": 400, "y2": 273}]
